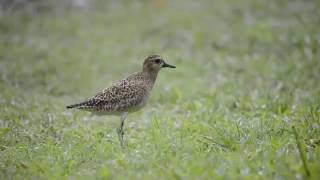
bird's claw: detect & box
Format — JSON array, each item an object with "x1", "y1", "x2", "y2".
[{"x1": 116, "y1": 128, "x2": 125, "y2": 147}]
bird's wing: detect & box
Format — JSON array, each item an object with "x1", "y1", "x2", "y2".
[{"x1": 76, "y1": 80, "x2": 148, "y2": 112}]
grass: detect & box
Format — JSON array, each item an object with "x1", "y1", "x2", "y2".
[{"x1": 0, "y1": 0, "x2": 320, "y2": 179}]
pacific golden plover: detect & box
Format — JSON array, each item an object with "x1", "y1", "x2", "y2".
[{"x1": 66, "y1": 55, "x2": 176, "y2": 146}]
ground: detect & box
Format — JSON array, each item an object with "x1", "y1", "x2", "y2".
[{"x1": 0, "y1": 0, "x2": 320, "y2": 179}]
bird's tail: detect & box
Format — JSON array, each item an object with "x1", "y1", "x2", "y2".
[{"x1": 66, "y1": 102, "x2": 85, "y2": 109}]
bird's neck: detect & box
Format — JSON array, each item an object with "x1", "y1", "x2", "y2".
[{"x1": 143, "y1": 70, "x2": 159, "y2": 87}]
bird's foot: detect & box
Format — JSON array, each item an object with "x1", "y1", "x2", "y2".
[{"x1": 116, "y1": 128, "x2": 125, "y2": 147}]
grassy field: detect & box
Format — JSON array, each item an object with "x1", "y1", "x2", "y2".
[{"x1": 1, "y1": 0, "x2": 320, "y2": 179}]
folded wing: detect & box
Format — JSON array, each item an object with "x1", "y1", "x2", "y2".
[{"x1": 67, "y1": 80, "x2": 148, "y2": 113}]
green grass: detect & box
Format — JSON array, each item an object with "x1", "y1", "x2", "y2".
[{"x1": 1, "y1": 0, "x2": 320, "y2": 179}]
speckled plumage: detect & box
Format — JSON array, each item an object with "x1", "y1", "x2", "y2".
[
  {"x1": 67, "y1": 55, "x2": 176, "y2": 146},
  {"x1": 68, "y1": 72, "x2": 153, "y2": 114}
]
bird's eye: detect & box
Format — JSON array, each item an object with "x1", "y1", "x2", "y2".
[{"x1": 155, "y1": 59, "x2": 161, "y2": 64}]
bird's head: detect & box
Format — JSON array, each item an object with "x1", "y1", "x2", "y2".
[{"x1": 143, "y1": 55, "x2": 176, "y2": 72}]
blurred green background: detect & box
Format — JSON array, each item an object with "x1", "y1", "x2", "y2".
[{"x1": 0, "y1": 0, "x2": 319, "y2": 179}]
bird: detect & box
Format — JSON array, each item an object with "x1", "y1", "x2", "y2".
[{"x1": 66, "y1": 55, "x2": 176, "y2": 146}]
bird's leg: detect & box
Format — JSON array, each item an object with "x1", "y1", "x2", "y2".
[{"x1": 117, "y1": 112, "x2": 128, "y2": 147}]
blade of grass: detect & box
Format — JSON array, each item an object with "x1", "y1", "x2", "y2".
[{"x1": 292, "y1": 126, "x2": 310, "y2": 178}]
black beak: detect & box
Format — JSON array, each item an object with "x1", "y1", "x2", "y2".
[{"x1": 162, "y1": 62, "x2": 176, "y2": 68}]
